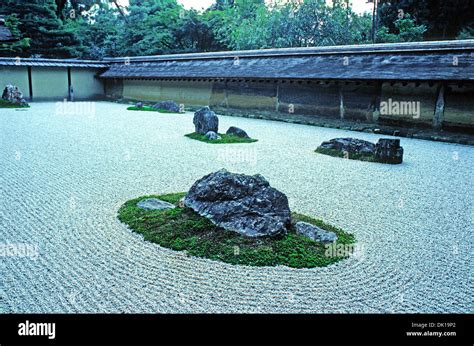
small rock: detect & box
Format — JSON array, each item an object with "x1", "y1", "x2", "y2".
[
  {"x1": 152, "y1": 100, "x2": 180, "y2": 113},
  {"x1": 135, "y1": 102, "x2": 143, "y2": 108},
  {"x1": 204, "y1": 131, "x2": 221, "y2": 140},
  {"x1": 193, "y1": 106, "x2": 219, "y2": 134},
  {"x1": 226, "y1": 126, "x2": 249, "y2": 138},
  {"x1": 136, "y1": 198, "x2": 176, "y2": 211},
  {"x1": 295, "y1": 221, "x2": 337, "y2": 243},
  {"x1": 184, "y1": 169, "x2": 291, "y2": 238}
]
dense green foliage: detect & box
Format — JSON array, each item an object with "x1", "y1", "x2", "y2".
[
  {"x1": 377, "y1": 0, "x2": 474, "y2": 41},
  {"x1": 0, "y1": 0, "x2": 472, "y2": 58},
  {"x1": 185, "y1": 132, "x2": 258, "y2": 144},
  {"x1": 376, "y1": 14, "x2": 426, "y2": 43},
  {"x1": 0, "y1": 14, "x2": 30, "y2": 55},
  {"x1": 118, "y1": 192, "x2": 355, "y2": 268},
  {"x1": 1, "y1": 0, "x2": 81, "y2": 57}
]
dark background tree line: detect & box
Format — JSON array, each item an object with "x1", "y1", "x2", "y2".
[{"x1": 0, "y1": 0, "x2": 473, "y2": 58}]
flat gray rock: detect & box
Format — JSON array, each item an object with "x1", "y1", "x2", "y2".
[
  {"x1": 136, "y1": 198, "x2": 175, "y2": 211},
  {"x1": 295, "y1": 221, "x2": 337, "y2": 243}
]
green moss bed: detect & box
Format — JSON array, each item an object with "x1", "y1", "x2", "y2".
[
  {"x1": 118, "y1": 192, "x2": 355, "y2": 268},
  {"x1": 127, "y1": 105, "x2": 180, "y2": 113},
  {"x1": 315, "y1": 147, "x2": 377, "y2": 163},
  {"x1": 0, "y1": 100, "x2": 30, "y2": 108},
  {"x1": 185, "y1": 132, "x2": 258, "y2": 144}
]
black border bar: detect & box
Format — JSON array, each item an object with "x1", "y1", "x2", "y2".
[{"x1": 0, "y1": 314, "x2": 471, "y2": 345}]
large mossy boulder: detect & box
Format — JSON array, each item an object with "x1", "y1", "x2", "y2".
[
  {"x1": 184, "y1": 169, "x2": 291, "y2": 238},
  {"x1": 193, "y1": 106, "x2": 218, "y2": 134}
]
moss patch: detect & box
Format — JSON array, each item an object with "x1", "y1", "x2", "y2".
[
  {"x1": 0, "y1": 100, "x2": 30, "y2": 108},
  {"x1": 185, "y1": 132, "x2": 258, "y2": 144},
  {"x1": 118, "y1": 192, "x2": 355, "y2": 268},
  {"x1": 315, "y1": 147, "x2": 377, "y2": 163},
  {"x1": 127, "y1": 105, "x2": 180, "y2": 113}
]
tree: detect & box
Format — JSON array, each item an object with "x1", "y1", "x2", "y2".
[
  {"x1": 376, "y1": 14, "x2": 426, "y2": 43},
  {"x1": 215, "y1": 0, "x2": 372, "y2": 50},
  {"x1": 377, "y1": 0, "x2": 474, "y2": 41},
  {"x1": 66, "y1": 3, "x2": 123, "y2": 59},
  {"x1": 174, "y1": 9, "x2": 225, "y2": 52},
  {"x1": 457, "y1": 23, "x2": 474, "y2": 39},
  {"x1": 0, "y1": 0, "x2": 82, "y2": 57},
  {"x1": 0, "y1": 14, "x2": 30, "y2": 56}
]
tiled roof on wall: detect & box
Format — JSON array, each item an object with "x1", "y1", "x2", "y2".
[
  {"x1": 0, "y1": 58, "x2": 108, "y2": 68},
  {"x1": 100, "y1": 40, "x2": 474, "y2": 81}
]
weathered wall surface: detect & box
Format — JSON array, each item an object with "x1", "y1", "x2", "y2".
[
  {"x1": 107, "y1": 78, "x2": 474, "y2": 131},
  {"x1": 120, "y1": 79, "x2": 211, "y2": 106},
  {"x1": 342, "y1": 82, "x2": 376, "y2": 121},
  {"x1": 379, "y1": 82, "x2": 438, "y2": 126},
  {"x1": 0, "y1": 66, "x2": 104, "y2": 101},
  {"x1": 104, "y1": 78, "x2": 123, "y2": 99},
  {"x1": 31, "y1": 67, "x2": 69, "y2": 100},
  {"x1": 279, "y1": 81, "x2": 339, "y2": 117},
  {"x1": 71, "y1": 68, "x2": 104, "y2": 100},
  {"x1": 444, "y1": 83, "x2": 474, "y2": 128},
  {"x1": 0, "y1": 66, "x2": 29, "y2": 98}
]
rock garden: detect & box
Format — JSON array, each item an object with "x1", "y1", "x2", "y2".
[
  {"x1": 185, "y1": 106, "x2": 257, "y2": 144},
  {"x1": 118, "y1": 169, "x2": 354, "y2": 268},
  {"x1": 315, "y1": 137, "x2": 404, "y2": 164},
  {"x1": 1, "y1": 84, "x2": 29, "y2": 108}
]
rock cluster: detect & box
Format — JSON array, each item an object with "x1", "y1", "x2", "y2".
[
  {"x1": 184, "y1": 169, "x2": 291, "y2": 238},
  {"x1": 2, "y1": 84, "x2": 28, "y2": 106},
  {"x1": 153, "y1": 100, "x2": 180, "y2": 113},
  {"x1": 191, "y1": 107, "x2": 252, "y2": 141},
  {"x1": 318, "y1": 137, "x2": 403, "y2": 164},
  {"x1": 184, "y1": 169, "x2": 338, "y2": 243}
]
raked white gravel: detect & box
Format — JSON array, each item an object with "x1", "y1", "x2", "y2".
[{"x1": 0, "y1": 102, "x2": 472, "y2": 313}]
